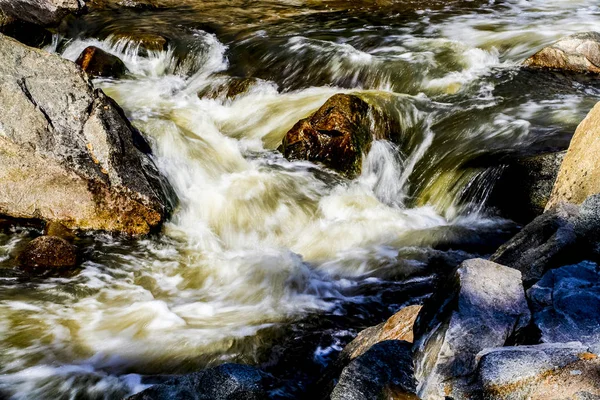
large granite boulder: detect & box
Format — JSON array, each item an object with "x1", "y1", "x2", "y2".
[
  {"x1": 413, "y1": 258, "x2": 531, "y2": 400},
  {"x1": 0, "y1": 0, "x2": 85, "y2": 26},
  {"x1": 478, "y1": 343, "x2": 600, "y2": 399},
  {"x1": 0, "y1": 34, "x2": 174, "y2": 235},
  {"x1": 128, "y1": 364, "x2": 278, "y2": 400},
  {"x1": 524, "y1": 32, "x2": 600, "y2": 75},
  {"x1": 279, "y1": 93, "x2": 400, "y2": 179},
  {"x1": 528, "y1": 261, "x2": 600, "y2": 353},
  {"x1": 331, "y1": 341, "x2": 418, "y2": 400},
  {"x1": 547, "y1": 101, "x2": 600, "y2": 209},
  {"x1": 491, "y1": 202, "x2": 580, "y2": 286}
]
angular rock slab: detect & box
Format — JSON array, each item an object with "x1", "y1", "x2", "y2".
[
  {"x1": 340, "y1": 304, "x2": 421, "y2": 363},
  {"x1": 547, "y1": 101, "x2": 600, "y2": 209},
  {"x1": 413, "y1": 258, "x2": 531, "y2": 400},
  {"x1": 528, "y1": 261, "x2": 600, "y2": 353},
  {"x1": 0, "y1": 34, "x2": 174, "y2": 235},
  {"x1": 0, "y1": 0, "x2": 85, "y2": 26},
  {"x1": 491, "y1": 202, "x2": 580, "y2": 287},
  {"x1": 478, "y1": 343, "x2": 600, "y2": 399},
  {"x1": 331, "y1": 340, "x2": 418, "y2": 400},
  {"x1": 128, "y1": 364, "x2": 278, "y2": 400},
  {"x1": 524, "y1": 32, "x2": 600, "y2": 75}
]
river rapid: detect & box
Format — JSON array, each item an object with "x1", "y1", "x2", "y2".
[{"x1": 1, "y1": 0, "x2": 600, "y2": 398}]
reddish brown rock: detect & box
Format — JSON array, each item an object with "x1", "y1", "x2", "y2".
[
  {"x1": 280, "y1": 94, "x2": 393, "y2": 178},
  {"x1": 76, "y1": 46, "x2": 127, "y2": 79},
  {"x1": 18, "y1": 236, "x2": 77, "y2": 269}
]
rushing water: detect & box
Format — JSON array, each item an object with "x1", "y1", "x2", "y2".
[{"x1": 1, "y1": 0, "x2": 600, "y2": 398}]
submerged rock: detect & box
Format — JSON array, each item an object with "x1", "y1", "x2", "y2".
[
  {"x1": 279, "y1": 94, "x2": 399, "y2": 179},
  {"x1": 528, "y1": 261, "x2": 600, "y2": 353},
  {"x1": 491, "y1": 202, "x2": 580, "y2": 286},
  {"x1": 547, "y1": 101, "x2": 600, "y2": 209},
  {"x1": 128, "y1": 364, "x2": 278, "y2": 400},
  {"x1": 412, "y1": 258, "x2": 531, "y2": 400},
  {"x1": 331, "y1": 340, "x2": 418, "y2": 400},
  {"x1": 0, "y1": 34, "x2": 174, "y2": 235},
  {"x1": 198, "y1": 77, "x2": 260, "y2": 101},
  {"x1": 524, "y1": 32, "x2": 600, "y2": 75},
  {"x1": 478, "y1": 343, "x2": 600, "y2": 399},
  {"x1": 488, "y1": 151, "x2": 566, "y2": 224},
  {"x1": 18, "y1": 236, "x2": 77, "y2": 269},
  {"x1": 76, "y1": 46, "x2": 128, "y2": 79},
  {"x1": 0, "y1": 0, "x2": 86, "y2": 26}
]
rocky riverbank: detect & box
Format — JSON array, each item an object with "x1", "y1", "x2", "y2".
[{"x1": 0, "y1": 1, "x2": 600, "y2": 399}]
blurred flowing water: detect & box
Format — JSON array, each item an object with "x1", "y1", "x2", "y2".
[{"x1": 1, "y1": 0, "x2": 600, "y2": 398}]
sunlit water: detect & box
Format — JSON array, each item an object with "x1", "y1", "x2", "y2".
[{"x1": 1, "y1": 0, "x2": 600, "y2": 398}]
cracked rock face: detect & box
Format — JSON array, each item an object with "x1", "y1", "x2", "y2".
[
  {"x1": 0, "y1": 33, "x2": 174, "y2": 235},
  {"x1": 0, "y1": 0, "x2": 85, "y2": 26},
  {"x1": 528, "y1": 261, "x2": 600, "y2": 354},
  {"x1": 412, "y1": 258, "x2": 531, "y2": 400},
  {"x1": 524, "y1": 32, "x2": 600, "y2": 75}
]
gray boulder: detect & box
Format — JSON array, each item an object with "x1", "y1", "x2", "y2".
[
  {"x1": 478, "y1": 343, "x2": 600, "y2": 399},
  {"x1": 524, "y1": 32, "x2": 600, "y2": 75},
  {"x1": 331, "y1": 340, "x2": 418, "y2": 400},
  {"x1": 128, "y1": 364, "x2": 278, "y2": 400},
  {"x1": 0, "y1": 0, "x2": 85, "y2": 26},
  {"x1": 491, "y1": 202, "x2": 580, "y2": 286},
  {"x1": 413, "y1": 258, "x2": 531, "y2": 400},
  {"x1": 0, "y1": 34, "x2": 174, "y2": 235},
  {"x1": 528, "y1": 261, "x2": 600, "y2": 353}
]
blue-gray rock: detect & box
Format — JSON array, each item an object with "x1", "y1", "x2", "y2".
[
  {"x1": 528, "y1": 261, "x2": 600, "y2": 353},
  {"x1": 412, "y1": 258, "x2": 531, "y2": 400},
  {"x1": 331, "y1": 340, "x2": 418, "y2": 400},
  {"x1": 128, "y1": 364, "x2": 278, "y2": 400},
  {"x1": 478, "y1": 342, "x2": 600, "y2": 399}
]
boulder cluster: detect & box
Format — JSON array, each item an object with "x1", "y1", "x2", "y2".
[
  {"x1": 0, "y1": 1, "x2": 599, "y2": 397},
  {"x1": 129, "y1": 32, "x2": 600, "y2": 400}
]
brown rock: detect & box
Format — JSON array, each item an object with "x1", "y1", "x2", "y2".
[
  {"x1": 341, "y1": 304, "x2": 422, "y2": 362},
  {"x1": 198, "y1": 77, "x2": 259, "y2": 100},
  {"x1": 44, "y1": 221, "x2": 76, "y2": 242},
  {"x1": 18, "y1": 236, "x2": 77, "y2": 269},
  {"x1": 280, "y1": 93, "x2": 398, "y2": 178},
  {"x1": 76, "y1": 46, "x2": 128, "y2": 78},
  {"x1": 547, "y1": 101, "x2": 600, "y2": 209},
  {"x1": 111, "y1": 32, "x2": 168, "y2": 53},
  {"x1": 524, "y1": 32, "x2": 600, "y2": 75}
]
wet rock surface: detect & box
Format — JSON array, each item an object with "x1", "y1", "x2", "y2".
[
  {"x1": 279, "y1": 93, "x2": 400, "y2": 178},
  {"x1": 128, "y1": 364, "x2": 280, "y2": 400},
  {"x1": 524, "y1": 32, "x2": 600, "y2": 75},
  {"x1": 478, "y1": 343, "x2": 600, "y2": 400},
  {"x1": 413, "y1": 258, "x2": 531, "y2": 400},
  {"x1": 0, "y1": 33, "x2": 174, "y2": 235},
  {"x1": 528, "y1": 261, "x2": 600, "y2": 353},
  {"x1": 491, "y1": 202, "x2": 581, "y2": 286},
  {"x1": 331, "y1": 340, "x2": 418, "y2": 400},
  {"x1": 76, "y1": 46, "x2": 128, "y2": 78},
  {"x1": 340, "y1": 304, "x2": 421, "y2": 362},
  {"x1": 547, "y1": 101, "x2": 600, "y2": 209},
  {"x1": 17, "y1": 236, "x2": 77, "y2": 269},
  {"x1": 0, "y1": 0, "x2": 86, "y2": 26},
  {"x1": 488, "y1": 150, "x2": 566, "y2": 224}
]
